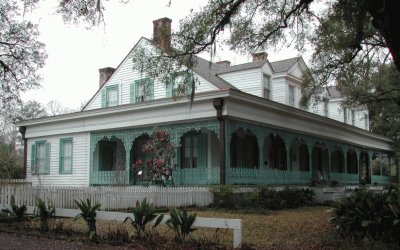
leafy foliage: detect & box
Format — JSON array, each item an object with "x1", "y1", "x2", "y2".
[
  {"x1": 166, "y1": 208, "x2": 197, "y2": 242},
  {"x1": 124, "y1": 198, "x2": 164, "y2": 238},
  {"x1": 74, "y1": 198, "x2": 101, "y2": 241},
  {"x1": 210, "y1": 186, "x2": 314, "y2": 210},
  {"x1": 330, "y1": 189, "x2": 400, "y2": 243},
  {"x1": 131, "y1": 129, "x2": 176, "y2": 186},
  {"x1": 1, "y1": 195, "x2": 28, "y2": 221},
  {"x1": 34, "y1": 196, "x2": 55, "y2": 232}
]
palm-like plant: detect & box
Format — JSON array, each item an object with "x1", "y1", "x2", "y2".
[
  {"x1": 166, "y1": 208, "x2": 197, "y2": 242},
  {"x1": 124, "y1": 198, "x2": 164, "y2": 238},
  {"x1": 74, "y1": 199, "x2": 101, "y2": 241},
  {"x1": 35, "y1": 196, "x2": 55, "y2": 232}
]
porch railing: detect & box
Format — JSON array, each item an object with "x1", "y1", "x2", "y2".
[
  {"x1": 173, "y1": 167, "x2": 220, "y2": 185},
  {"x1": 227, "y1": 168, "x2": 312, "y2": 185},
  {"x1": 371, "y1": 175, "x2": 397, "y2": 185},
  {"x1": 90, "y1": 170, "x2": 128, "y2": 185}
]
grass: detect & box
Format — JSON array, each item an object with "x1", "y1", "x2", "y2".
[{"x1": 1, "y1": 206, "x2": 394, "y2": 249}]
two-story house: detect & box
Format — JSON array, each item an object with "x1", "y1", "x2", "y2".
[{"x1": 16, "y1": 18, "x2": 396, "y2": 187}]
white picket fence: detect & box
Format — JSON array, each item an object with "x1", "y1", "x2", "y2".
[{"x1": 0, "y1": 185, "x2": 213, "y2": 210}]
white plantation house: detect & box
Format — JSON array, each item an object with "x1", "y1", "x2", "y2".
[{"x1": 16, "y1": 18, "x2": 396, "y2": 188}]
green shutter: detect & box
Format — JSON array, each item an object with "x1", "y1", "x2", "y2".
[
  {"x1": 59, "y1": 140, "x2": 63, "y2": 174},
  {"x1": 101, "y1": 89, "x2": 106, "y2": 108},
  {"x1": 115, "y1": 85, "x2": 120, "y2": 105},
  {"x1": 147, "y1": 79, "x2": 154, "y2": 100},
  {"x1": 198, "y1": 134, "x2": 208, "y2": 168},
  {"x1": 166, "y1": 75, "x2": 173, "y2": 98},
  {"x1": 31, "y1": 144, "x2": 36, "y2": 174},
  {"x1": 44, "y1": 142, "x2": 51, "y2": 174},
  {"x1": 130, "y1": 81, "x2": 136, "y2": 103}
]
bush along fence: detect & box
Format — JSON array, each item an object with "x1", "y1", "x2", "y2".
[{"x1": 0, "y1": 185, "x2": 213, "y2": 210}]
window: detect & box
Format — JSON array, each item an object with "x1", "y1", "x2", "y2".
[
  {"x1": 130, "y1": 78, "x2": 154, "y2": 103},
  {"x1": 231, "y1": 130, "x2": 259, "y2": 168},
  {"x1": 101, "y1": 85, "x2": 119, "y2": 107},
  {"x1": 351, "y1": 110, "x2": 355, "y2": 125},
  {"x1": 364, "y1": 114, "x2": 369, "y2": 130},
  {"x1": 59, "y1": 138, "x2": 73, "y2": 174},
  {"x1": 31, "y1": 141, "x2": 50, "y2": 174},
  {"x1": 263, "y1": 75, "x2": 271, "y2": 99},
  {"x1": 181, "y1": 133, "x2": 207, "y2": 168},
  {"x1": 288, "y1": 85, "x2": 295, "y2": 107},
  {"x1": 343, "y1": 108, "x2": 348, "y2": 123},
  {"x1": 166, "y1": 72, "x2": 192, "y2": 98},
  {"x1": 323, "y1": 98, "x2": 329, "y2": 117}
]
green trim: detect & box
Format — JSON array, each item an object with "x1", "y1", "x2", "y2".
[
  {"x1": 31, "y1": 140, "x2": 50, "y2": 175},
  {"x1": 166, "y1": 71, "x2": 192, "y2": 98},
  {"x1": 133, "y1": 78, "x2": 154, "y2": 103},
  {"x1": 104, "y1": 84, "x2": 119, "y2": 107},
  {"x1": 59, "y1": 138, "x2": 73, "y2": 174}
]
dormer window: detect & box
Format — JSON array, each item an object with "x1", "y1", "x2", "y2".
[
  {"x1": 263, "y1": 74, "x2": 271, "y2": 99},
  {"x1": 343, "y1": 107, "x2": 348, "y2": 123},
  {"x1": 351, "y1": 110, "x2": 355, "y2": 125},
  {"x1": 131, "y1": 78, "x2": 154, "y2": 103},
  {"x1": 323, "y1": 98, "x2": 329, "y2": 117},
  {"x1": 288, "y1": 85, "x2": 295, "y2": 107}
]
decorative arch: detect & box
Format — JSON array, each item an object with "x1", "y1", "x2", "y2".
[
  {"x1": 230, "y1": 128, "x2": 259, "y2": 168},
  {"x1": 290, "y1": 138, "x2": 309, "y2": 171},
  {"x1": 331, "y1": 147, "x2": 345, "y2": 173},
  {"x1": 264, "y1": 134, "x2": 286, "y2": 170},
  {"x1": 312, "y1": 142, "x2": 329, "y2": 183},
  {"x1": 347, "y1": 149, "x2": 358, "y2": 174}
]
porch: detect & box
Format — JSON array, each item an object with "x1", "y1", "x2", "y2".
[{"x1": 89, "y1": 119, "x2": 397, "y2": 186}]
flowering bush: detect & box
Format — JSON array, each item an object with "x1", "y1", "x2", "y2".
[{"x1": 131, "y1": 129, "x2": 176, "y2": 186}]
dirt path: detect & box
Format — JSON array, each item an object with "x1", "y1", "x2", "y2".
[{"x1": 0, "y1": 231, "x2": 135, "y2": 250}]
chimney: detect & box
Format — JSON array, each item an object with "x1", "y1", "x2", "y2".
[
  {"x1": 216, "y1": 60, "x2": 231, "y2": 67},
  {"x1": 252, "y1": 52, "x2": 268, "y2": 62},
  {"x1": 99, "y1": 67, "x2": 115, "y2": 88},
  {"x1": 153, "y1": 17, "x2": 172, "y2": 51}
]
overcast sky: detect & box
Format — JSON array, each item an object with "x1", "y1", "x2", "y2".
[{"x1": 22, "y1": 0, "x2": 300, "y2": 110}]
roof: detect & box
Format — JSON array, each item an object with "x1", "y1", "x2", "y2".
[
  {"x1": 215, "y1": 59, "x2": 268, "y2": 74},
  {"x1": 326, "y1": 86, "x2": 342, "y2": 98},
  {"x1": 269, "y1": 57, "x2": 301, "y2": 73}
]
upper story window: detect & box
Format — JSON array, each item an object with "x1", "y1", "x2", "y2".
[
  {"x1": 166, "y1": 71, "x2": 192, "y2": 98},
  {"x1": 351, "y1": 110, "x2": 356, "y2": 125},
  {"x1": 323, "y1": 98, "x2": 329, "y2": 117},
  {"x1": 31, "y1": 141, "x2": 50, "y2": 175},
  {"x1": 59, "y1": 138, "x2": 73, "y2": 174},
  {"x1": 101, "y1": 85, "x2": 119, "y2": 108},
  {"x1": 288, "y1": 85, "x2": 295, "y2": 107},
  {"x1": 131, "y1": 78, "x2": 154, "y2": 103},
  {"x1": 343, "y1": 107, "x2": 348, "y2": 123},
  {"x1": 263, "y1": 74, "x2": 271, "y2": 99},
  {"x1": 364, "y1": 114, "x2": 369, "y2": 130}
]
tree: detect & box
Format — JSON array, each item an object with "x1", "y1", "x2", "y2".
[{"x1": 0, "y1": 0, "x2": 47, "y2": 108}]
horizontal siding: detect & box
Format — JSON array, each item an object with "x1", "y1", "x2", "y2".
[
  {"x1": 26, "y1": 133, "x2": 90, "y2": 187},
  {"x1": 219, "y1": 68, "x2": 262, "y2": 97},
  {"x1": 272, "y1": 77, "x2": 286, "y2": 105},
  {"x1": 328, "y1": 101, "x2": 343, "y2": 123}
]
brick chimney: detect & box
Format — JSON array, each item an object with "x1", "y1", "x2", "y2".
[
  {"x1": 216, "y1": 60, "x2": 231, "y2": 67},
  {"x1": 99, "y1": 67, "x2": 115, "y2": 88},
  {"x1": 153, "y1": 17, "x2": 172, "y2": 51},
  {"x1": 252, "y1": 52, "x2": 268, "y2": 62}
]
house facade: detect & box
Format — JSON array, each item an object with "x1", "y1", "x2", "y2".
[{"x1": 16, "y1": 18, "x2": 397, "y2": 187}]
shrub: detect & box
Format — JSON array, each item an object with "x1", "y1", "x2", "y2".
[
  {"x1": 74, "y1": 198, "x2": 101, "y2": 241},
  {"x1": 2, "y1": 195, "x2": 28, "y2": 221},
  {"x1": 166, "y1": 208, "x2": 197, "y2": 242},
  {"x1": 124, "y1": 198, "x2": 163, "y2": 238},
  {"x1": 35, "y1": 196, "x2": 55, "y2": 232},
  {"x1": 209, "y1": 185, "x2": 236, "y2": 208},
  {"x1": 330, "y1": 189, "x2": 400, "y2": 243}
]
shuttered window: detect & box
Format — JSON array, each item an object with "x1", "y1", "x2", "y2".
[
  {"x1": 181, "y1": 133, "x2": 207, "y2": 168},
  {"x1": 288, "y1": 85, "x2": 295, "y2": 107},
  {"x1": 166, "y1": 71, "x2": 192, "y2": 98},
  {"x1": 101, "y1": 85, "x2": 119, "y2": 107},
  {"x1": 130, "y1": 78, "x2": 154, "y2": 103},
  {"x1": 31, "y1": 141, "x2": 50, "y2": 174},
  {"x1": 59, "y1": 138, "x2": 73, "y2": 174}
]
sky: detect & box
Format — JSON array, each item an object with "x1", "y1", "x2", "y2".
[{"x1": 22, "y1": 0, "x2": 300, "y2": 110}]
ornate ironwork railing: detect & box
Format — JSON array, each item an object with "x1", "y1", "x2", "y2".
[
  {"x1": 173, "y1": 167, "x2": 220, "y2": 185},
  {"x1": 90, "y1": 171, "x2": 128, "y2": 185},
  {"x1": 226, "y1": 168, "x2": 312, "y2": 185},
  {"x1": 371, "y1": 175, "x2": 397, "y2": 184}
]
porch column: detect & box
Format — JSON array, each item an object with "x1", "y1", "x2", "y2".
[
  {"x1": 213, "y1": 98, "x2": 226, "y2": 185},
  {"x1": 327, "y1": 145, "x2": 333, "y2": 181},
  {"x1": 255, "y1": 128, "x2": 264, "y2": 171},
  {"x1": 123, "y1": 139, "x2": 132, "y2": 185},
  {"x1": 19, "y1": 126, "x2": 27, "y2": 179},
  {"x1": 282, "y1": 135, "x2": 292, "y2": 171},
  {"x1": 343, "y1": 146, "x2": 349, "y2": 173}
]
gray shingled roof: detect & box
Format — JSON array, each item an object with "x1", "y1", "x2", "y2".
[
  {"x1": 269, "y1": 57, "x2": 301, "y2": 73},
  {"x1": 326, "y1": 86, "x2": 342, "y2": 98},
  {"x1": 215, "y1": 59, "x2": 268, "y2": 74}
]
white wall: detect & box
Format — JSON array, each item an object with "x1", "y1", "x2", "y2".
[
  {"x1": 219, "y1": 68, "x2": 262, "y2": 97},
  {"x1": 26, "y1": 132, "x2": 90, "y2": 187}
]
